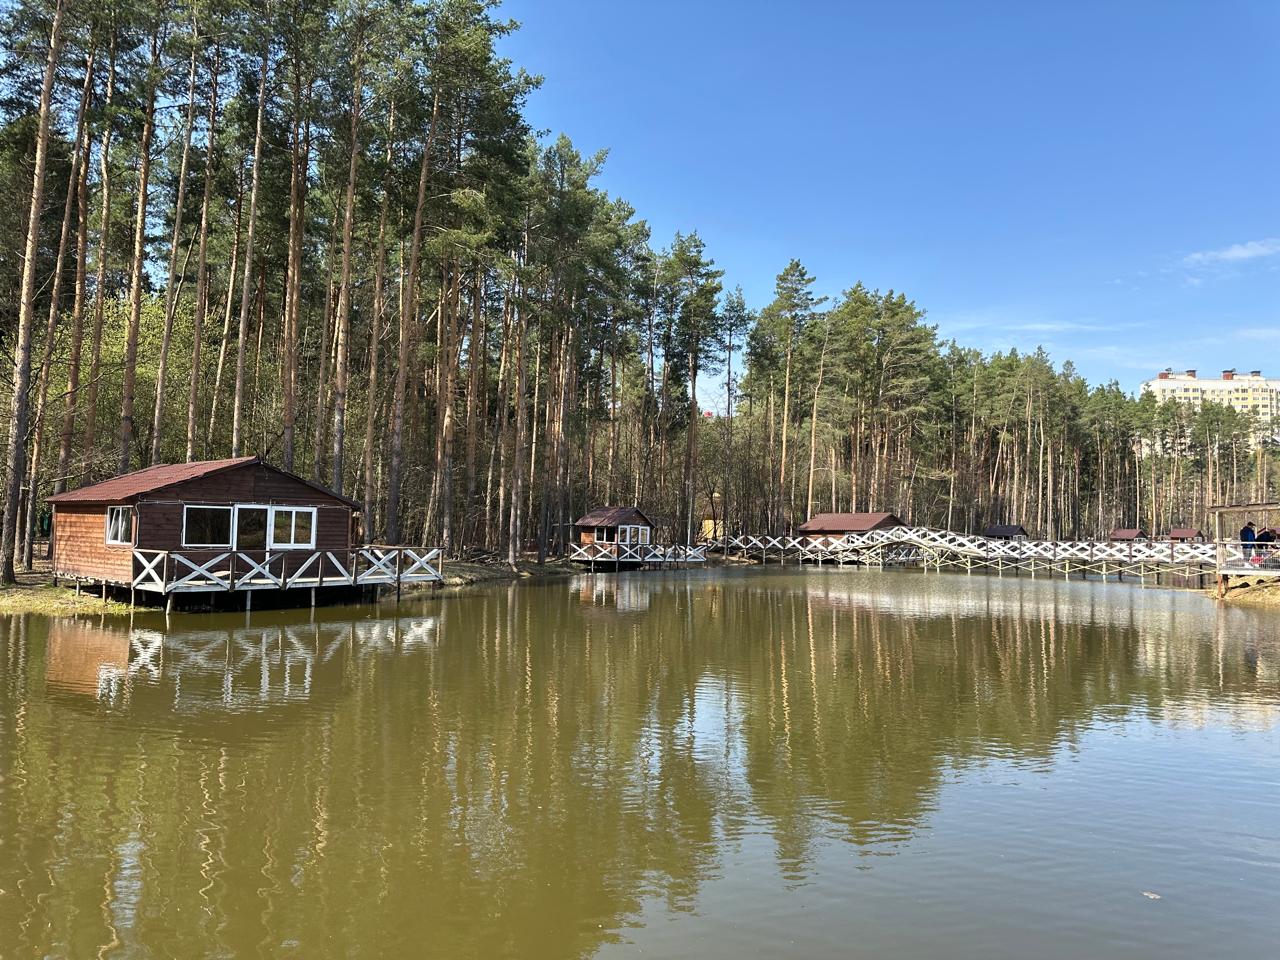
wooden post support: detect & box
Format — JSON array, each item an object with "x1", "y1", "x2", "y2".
[{"x1": 395, "y1": 549, "x2": 402, "y2": 603}]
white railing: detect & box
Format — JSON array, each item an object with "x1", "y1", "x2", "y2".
[
  {"x1": 723, "y1": 528, "x2": 1236, "y2": 571},
  {"x1": 1216, "y1": 539, "x2": 1280, "y2": 574},
  {"x1": 569, "y1": 542, "x2": 706, "y2": 565},
  {"x1": 130, "y1": 546, "x2": 442, "y2": 593}
]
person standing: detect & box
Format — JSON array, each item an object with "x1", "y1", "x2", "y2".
[{"x1": 1240, "y1": 520, "x2": 1257, "y2": 558}]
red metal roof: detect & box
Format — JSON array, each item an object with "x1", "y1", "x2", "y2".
[
  {"x1": 1109, "y1": 528, "x2": 1148, "y2": 541},
  {"x1": 46, "y1": 456, "x2": 360, "y2": 510},
  {"x1": 575, "y1": 506, "x2": 654, "y2": 528},
  {"x1": 47, "y1": 457, "x2": 260, "y2": 505},
  {"x1": 796, "y1": 512, "x2": 904, "y2": 533}
]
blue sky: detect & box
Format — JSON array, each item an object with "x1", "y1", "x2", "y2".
[{"x1": 498, "y1": 0, "x2": 1279, "y2": 393}]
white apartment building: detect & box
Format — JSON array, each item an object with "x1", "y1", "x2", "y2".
[{"x1": 1142, "y1": 369, "x2": 1280, "y2": 427}]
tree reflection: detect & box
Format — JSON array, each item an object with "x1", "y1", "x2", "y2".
[{"x1": 0, "y1": 573, "x2": 1276, "y2": 958}]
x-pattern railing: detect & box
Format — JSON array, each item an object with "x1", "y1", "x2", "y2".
[
  {"x1": 130, "y1": 545, "x2": 443, "y2": 593},
  {"x1": 726, "y1": 528, "x2": 1228, "y2": 569},
  {"x1": 569, "y1": 542, "x2": 707, "y2": 564}
]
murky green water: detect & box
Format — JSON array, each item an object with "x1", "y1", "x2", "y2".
[{"x1": 2, "y1": 569, "x2": 1278, "y2": 959}]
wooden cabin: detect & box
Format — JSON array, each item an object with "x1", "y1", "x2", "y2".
[
  {"x1": 1166, "y1": 527, "x2": 1204, "y2": 543},
  {"x1": 573, "y1": 506, "x2": 655, "y2": 556},
  {"x1": 983, "y1": 524, "x2": 1028, "y2": 540},
  {"x1": 1109, "y1": 528, "x2": 1148, "y2": 542},
  {"x1": 796, "y1": 512, "x2": 904, "y2": 541},
  {"x1": 48, "y1": 457, "x2": 360, "y2": 591}
]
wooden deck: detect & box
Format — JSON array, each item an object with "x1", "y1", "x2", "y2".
[
  {"x1": 720, "y1": 528, "x2": 1254, "y2": 578},
  {"x1": 569, "y1": 543, "x2": 707, "y2": 567},
  {"x1": 58, "y1": 546, "x2": 442, "y2": 595}
]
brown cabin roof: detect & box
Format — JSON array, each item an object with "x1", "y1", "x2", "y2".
[
  {"x1": 983, "y1": 524, "x2": 1028, "y2": 538},
  {"x1": 1109, "y1": 528, "x2": 1148, "y2": 541},
  {"x1": 47, "y1": 456, "x2": 360, "y2": 509},
  {"x1": 796, "y1": 512, "x2": 904, "y2": 534},
  {"x1": 1167, "y1": 527, "x2": 1203, "y2": 540},
  {"x1": 575, "y1": 506, "x2": 654, "y2": 529}
]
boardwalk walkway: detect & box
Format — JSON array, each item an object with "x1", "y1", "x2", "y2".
[{"x1": 720, "y1": 528, "x2": 1255, "y2": 578}]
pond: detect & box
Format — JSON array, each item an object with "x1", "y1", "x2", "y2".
[{"x1": 1, "y1": 569, "x2": 1278, "y2": 959}]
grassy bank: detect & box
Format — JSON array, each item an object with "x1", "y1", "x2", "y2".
[
  {"x1": 434, "y1": 558, "x2": 581, "y2": 589},
  {"x1": 0, "y1": 556, "x2": 583, "y2": 615},
  {"x1": 0, "y1": 582, "x2": 134, "y2": 617},
  {"x1": 1219, "y1": 577, "x2": 1280, "y2": 608}
]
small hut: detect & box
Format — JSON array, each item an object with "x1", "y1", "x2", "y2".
[
  {"x1": 573, "y1": 506, "x2": 655, "y2": 553},
  {"x1": 1166, "y1": 527, "x2": 1204, "y2": 543},
  {"x1": 48, "y1": 456, "x2": 360, "y2": 592},
  {"x1": 1109, "y1": 528, "x2": 1148, "y2": 542},
  {"x1": 983, "y1": 524, "x2": 1028, "y2": 540},
  {"x1": 796, "y1": 512, "x2": 904, "y2": 542}
]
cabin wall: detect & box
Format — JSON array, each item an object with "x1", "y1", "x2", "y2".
[
  {"x1": 135, "y1": 502, "x2": 352, "y2": 553},
  {"x1": 52, "y1": 505, "x2": 133, "y2": 583},
  {"x1": 134, "y1": 463, "x2": 354, "y2": 554}
]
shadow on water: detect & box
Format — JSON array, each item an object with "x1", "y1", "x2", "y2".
[{"x1": 0, "y1": 569, "x2": 1277, "y2": 959}]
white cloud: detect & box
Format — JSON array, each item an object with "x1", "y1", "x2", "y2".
[{"x1": 1183, "y1": 238, "x2": 1280, "y2": 266}]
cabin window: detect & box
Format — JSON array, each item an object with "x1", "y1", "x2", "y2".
[
  {"x1": 595, "y1": 527, "x2": 615, "y2": 543},
  {"x1": 183, "y1": 505, "x2": 233, "y2": 547},
  {"x1": 104, "y1": 506, "x2": 133, "y2": 545},
  {"x1": 234, "y1": 506, "x2": 269, "y2": 550},
  {"x1": 269, "y1": 506, "x2": 316, "y2": 550}
]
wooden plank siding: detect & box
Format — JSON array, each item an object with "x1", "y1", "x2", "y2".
[{"x1": 53, "y1": 504, "x2": 134, "y2": 583}]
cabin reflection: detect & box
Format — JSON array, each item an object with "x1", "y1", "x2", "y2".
[
  {"x1": 45, "y1": 620, "x2": 131, "y2": 696},
  {"x1": 575, "y1": 574, "x2": 653, "y2": 612},
  {"x1": 43, "y1": 609, "x2": 438, "y2": 714}
]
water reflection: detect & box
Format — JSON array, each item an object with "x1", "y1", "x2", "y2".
[{"x1": 1, "y1": 571, "x2": 1278, "y2": 959}]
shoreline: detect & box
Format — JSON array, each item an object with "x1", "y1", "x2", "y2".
[
  {"x1": 4, "y1": 555, "x2": 1279, "y2": 616},
  {"x1": 0, "y1": 556, "x2": 585, "y2": 617}
]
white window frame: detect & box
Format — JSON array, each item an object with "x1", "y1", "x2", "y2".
[
  {"x1": 182, "y1": 505, "x2": 234, "y2": 548},
  {"x1": 232, "y1": 503, "x2": 271, "y2": 551},
  {"x1": 105, "y1": 505, "x2": 134, "y2": 546},
  {"x1": 268, "y1": 505, "x2": 317, "y2": 551}
]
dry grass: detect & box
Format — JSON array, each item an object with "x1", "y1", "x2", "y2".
[
  {"x1": 1222, "y1": 577, "x2": 1280, "y2": 608},
  {"x1": 437, "y1": 558, "x2": 580, "y2": 588},
  {"x1": 0, "y1": 582, "x2": 133, "y2": 617}
]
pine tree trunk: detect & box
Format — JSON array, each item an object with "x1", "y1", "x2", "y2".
[
  {"x1": 82, "y1": 34, "x2": 116, "y2": 460},
  {"x1": 52, "y1": 60, "x2": 97, "y2": 501},
  {"x1": 22, "y1": 43, "x2": 95, "y2": 569},
  {"x1": 118, "y1": 25, "x2": 161, "y2": 473},
  {"x1": 280, "y1": 87, "x2": 311, "y2": 471},
  {"x1": 230, "y1": 51, "x2": 270, "y2": 457},
  {"x1": 149, "y1": 41, "x2": 199, "y2": 464},
  {"x1": 361, "y1": 103, "x2": 394, "y2": 536},
  {"x1": 330, "y1": 42, "x2": 363, "y2": 493},
  {"x1": 385, "y1": 93, "x2": 438, "y2": 544},
  {"x1": 185, "y1": 44, "x2": 220, "y2": 462},
  {"x1": 1, "y1": 0, "x2": 67, "y2": 583},
  {"x1": 206, "y1": 173, "x2": 243, "y2": 453}
]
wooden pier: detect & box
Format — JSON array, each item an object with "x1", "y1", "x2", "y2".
[
  {"x1": 569, "y1": 542, "x2": 707, "y2": 568},
  {"x1": 720, "y1": 527, "x2": 1240, "y2": 579}
]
